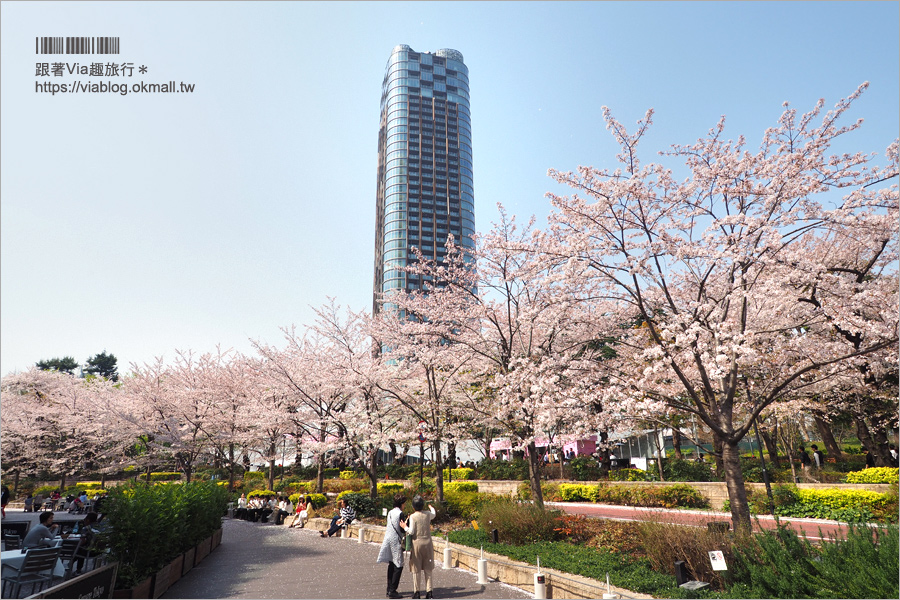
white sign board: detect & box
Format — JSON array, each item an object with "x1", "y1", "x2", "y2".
[
  {"x1": 630, "y1": 457, "x2": 647, "y2": 471},
  {"x1": 708, "y1": 550, "x2": 728, "y2": 571}
]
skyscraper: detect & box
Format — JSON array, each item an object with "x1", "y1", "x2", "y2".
[{"x1": 373, "y1": 45, "x2": 474, "y2": 314}]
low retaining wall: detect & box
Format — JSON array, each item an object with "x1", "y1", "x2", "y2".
[{"x1": 304, "y1": 517, "x2": 648, "y2": 599}]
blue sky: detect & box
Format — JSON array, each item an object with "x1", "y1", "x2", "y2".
[{"x1": 2, "y1": 1, "x2": 898, "y2": 376}]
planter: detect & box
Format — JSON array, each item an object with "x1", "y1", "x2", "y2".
[
  {"x1": 152, "y1": 561, "x2": 174, "y2": 598},
  {"x1": 194, "y1": 536, "x2": 212, "y2": 565},
  {"x1": 212, "y1": 527, "x2": 223, "y2": 549},
  {"x1": 113, "y1": 575, "x2": 153, "y2": 599},
  {"x1": 165, "y1": 554, "x2": 183, "y2": 590},
  {"x1": 182, "y1": 547, "x2": 196, "y2": 576}
]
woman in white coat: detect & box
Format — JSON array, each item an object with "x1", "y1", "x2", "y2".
[{"x1": 377, "y1": 494, "x2": 408, "y2": 599}]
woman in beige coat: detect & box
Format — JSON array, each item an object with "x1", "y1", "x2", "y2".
[{"x1": 407, "y1": 494, "x2": 436, "y2": 599}]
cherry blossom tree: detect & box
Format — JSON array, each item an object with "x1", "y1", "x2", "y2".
[
  {"x1": 379, "y1": 214, "x2": 613, "y2": 508},
  {"x1": 541, "y1": 84, "x2": 898, "y2": 528}
]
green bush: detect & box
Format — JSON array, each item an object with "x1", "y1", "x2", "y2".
[
  {"x1": 336, "y1": 492, "x2": 377, "y2": 517},
  {"x1": 243, "y1": 471, "x2": 266, "y2": 481},
  {"x1": 149, "y1": 472, "x2": 182, "y2": 482},
  {"x1": 339, "y1": 470, "x2": 361, "y2": 480},
  {"x1": 477, "y1": 498, "x2": 563, "y2": 545},
  {"x1": 516, "y1": 481, "x2": 562, "y2": 502},
  {"x1": 727, "y1": 522, "x2": 899, "y2": 599},
  {"x1": 568, "y1": 456, "x2": 602, "y2": 481},
  {"x1": 662, "y1": 458, "x2": 713, "y2": 482},
  {"x1": 32, "y1": 485, "x2": 60, "y2": 497},
  {"x1": 247, "y1": 489, "x2": 276, "y2": 499},
  {"x1": 608, "y1": 468, "x2": 649, "y2": 481},
  {"x1": 443, "y1": 481, "x2": 478, "y2": 493},
  {"x1": 306, "y1": 493, "x2": 328, "y2": 509},
  {"x1": 844, "y1": 467, "x2": 899, "y2": 484},
  {"x1": 100, "y1": 481, "x2": 226, "y2": 589},
  {"x1": 442, "y1": 489, "x2": 483, "y2": 520},
  {"x1": 475, "y1": 458, "x2": 529, "y2": 480}
]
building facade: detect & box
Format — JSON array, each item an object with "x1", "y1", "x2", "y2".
[{"x1": 373, "y1": 45, "x2": 474, "y2": 313}]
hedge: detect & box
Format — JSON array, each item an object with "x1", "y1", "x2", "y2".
[
  {"x1": 557, "y1": 482, "x2": 709, "y2": 508},
  {"x1": 377, "y1": 482, "x2": 405, "y2": 495},
  {"x1": 247, "y1": 489, "x2": 276, "y2": 499},
  {"x1": 442, "y1": 468, "x2": 475, "y2": 480},
  {"x1": 443, "y1": 481, "x2": 478, "y2": 493},
  {"x1": 148, "y1": 472, "x2": 182, "y2": 482},
  {"x1": 100, "y1": 481, "x2": 226, "y2": 589},
  {"x1": 775, "y1": 487, "x2": 895, "y2": 522},
  {"x1": 844, "y1": 467, "x2": 899, "y2": 484},
  {"x1": 339, "y1": 471, "x2": 362, "y2": 480}
]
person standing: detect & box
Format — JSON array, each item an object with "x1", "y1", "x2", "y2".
[
  {"x1": 407, "y1": 495, "x2": 436, "y2": 599},
  {"x1": 798, "y1": 446, "x2": 812, "y2": 472},
  {"x1": 377, "y1": 494, "x2": 408, "y2": 599},
  {"x1": 811, "y1": 445, "x2": 824, "y2": 469},
  {"x1": 1, "y1": 486, "x2": 9, "y2": 518},
  {"x1": 863, "y1": 447, "x2": 876, "y2": 469}
]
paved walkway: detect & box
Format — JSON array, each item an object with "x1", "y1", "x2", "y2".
[{"x1": 163, "y1": 519, "x2": 530, "y2": 599}]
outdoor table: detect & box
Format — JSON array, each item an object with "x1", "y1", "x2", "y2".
[{"x1": 0, "y1": 548, "x2": 67, "y2": 579}]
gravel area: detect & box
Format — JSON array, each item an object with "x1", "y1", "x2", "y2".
[{"x1": 163, "y1": 519, "x2": 530, "y2": 599}]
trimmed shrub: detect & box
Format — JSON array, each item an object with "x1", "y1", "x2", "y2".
[
  {"x1": 247, "y1": 489, "x2": 276, "y2": 499},
  {"x1": 339, "y1": 470, "x2": 362, "y2": 480},
  {"x1": 443, "y1": 481, "x2": 478, "y2": 493},
  {"x1": 558, "y1": 483, "x2": 601, "y2": 502},
  {"x1": 323, "y1": 478, "x2": 367, "y2": 493},
  {"x1": 243, "y1": 471, "x2": 266, "y2": 481},
  {"x1": 442, "y1": 468, "x2": 475, "y2": 480},
  {"x1": 149, "y1": 472, "x2": 182, "y2": 482},
  {"x1": 377, "y1": 482, "x2": 405, "y2": 495},
  {"x1": 776, "y1": 487, "x2": 894, "y2": 522},
  {"x1": 844, "y1": 467, "x2": 899, "y2": 484}
]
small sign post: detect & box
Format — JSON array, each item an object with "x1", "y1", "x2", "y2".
[{"x1": 709, "y1": 550, "x2": 728, "y2": 571}]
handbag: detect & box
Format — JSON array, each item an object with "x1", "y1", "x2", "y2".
[{"x1": 404, "y1": 532, "x2": 413, "y2": 551}]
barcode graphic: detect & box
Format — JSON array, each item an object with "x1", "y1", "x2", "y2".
[{"x1": 36, "y1": 37, "x2": 120, "y2": 55}]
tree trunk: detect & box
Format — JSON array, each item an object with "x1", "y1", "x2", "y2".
[
  {"x1": 59, "y1": 475, "x2": 66, "y2": 493},
  {"x1": 526, "y1": 440, "x2": 544, "y2": 509},
  {"x1": 722, "y1": 439, "x2": 752, "y2": 531},
  {"x1": 814, "y1": 414, "x2": 844, "y2": 460},
  {"x1": 13, "y1": 470, "x2": 20, "y2": 497},
  {"x1": 368, "y1": 448, "x2": 379, "y2": 500},
  {"x1": 655, "y1": 430, "x2": 666, "y2": 481},
  {"x1": 761, "y1": 428, "x2": 781, "y2": 468},
  {"x1": 100, "y1": 473, "x2": 106, "y2": 488},
  {"x1": 672, "y1": 428, "x2": 684, "y2": 460},
  {"x1": 855, "y1": 417, "x2": 879, "y2": 464},
  {"x1": 432, "y1": 440, "x2": 445, "y2": 505},
  {"x1": 267, "y1": 441, "x2": 277, "y2": 491},
  {"x1": 872, "y1": 425, "x2": 892, "y2": 467},
  {"x1": 446, "y1": 441, "x2": 457, "y2": 473},
  {"x1": 598, "y1": 431, "x2": 611, "y2": 479},
  {"x1": 713, "y1": 436, "x2": 725, "y2": 480},
  {"x1": 146, "y1": 466, "x2": 152, "y2": 483},
  {"x1": 316, "y1": 453, "x2": 325, "y2": 494},
  {"x1": 228, "y1": 443, "x2": 236, "y2": 492}
]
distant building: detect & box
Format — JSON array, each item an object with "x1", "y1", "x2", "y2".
[{"x1": 373, "y1": 45, "x2": 474, "y2": 313}]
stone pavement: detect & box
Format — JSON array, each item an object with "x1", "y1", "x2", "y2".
[{"x1": 163, "y1": 518, "x2": 530, "y2": 599}]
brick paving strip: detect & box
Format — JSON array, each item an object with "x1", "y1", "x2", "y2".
[{"x1": 162, "y1": 518, "x2": 532, "y2": 599}]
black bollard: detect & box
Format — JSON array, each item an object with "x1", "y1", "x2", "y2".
[
  {"x1": 674, "y1": 561, "x2": 690, "y2": 586},
  {"x1": 491, "y1": 528, "x2": 499, "y2": 544}
]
